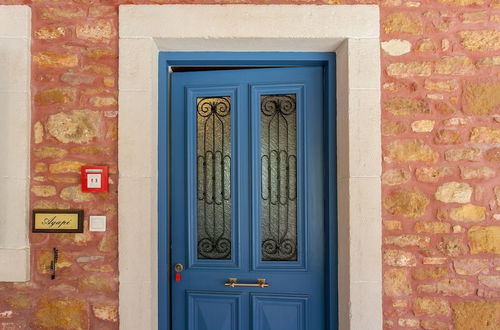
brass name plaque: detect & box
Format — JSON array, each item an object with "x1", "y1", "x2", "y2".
[{"x1": 32, "y1": 210, "x2": 84, "y2": 233}]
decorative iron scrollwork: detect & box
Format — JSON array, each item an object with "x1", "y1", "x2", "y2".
[
  {"x1": 197, "y1": 97, "x2": 231, "y2": 118},
  {"x1": 261, "y1": 95, "x2": 296, "y2": 117},
  {"x1": 196, "y1": 97, "x2": 232, "y2": 260},
  {"x1": 260, "y1": 94, "x2": 298, "y2": 261}
]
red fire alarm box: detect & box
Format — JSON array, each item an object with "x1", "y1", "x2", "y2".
[{"x1": 81, "y1": 166, "x2": 109, "y2": 192}]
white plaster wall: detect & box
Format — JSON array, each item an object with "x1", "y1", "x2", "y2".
[
  {"x1": 119, "y1": 5, "x2": 381, "y2": 329},
  {"x1": 0, "y1": 5, "x2": 31, "y2": 282}
]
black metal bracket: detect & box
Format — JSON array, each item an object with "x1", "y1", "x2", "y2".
[{"x1": 50, "y1": 248, "x2": 58, "y2": 280}]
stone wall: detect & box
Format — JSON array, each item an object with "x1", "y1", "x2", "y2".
[
  {"x1": 380, "y1": 1, "x2": 500, "y2": 329},
  {"x1": 0, "y1": 0, "x2": 498, "y2": 329},
  {"x1": 1, "y1": 1, "x2": 119, "y2": 329}
]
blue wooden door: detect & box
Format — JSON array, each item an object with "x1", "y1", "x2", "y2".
[{"x1": 171, "y1": 66, "x2": 325, "y2": 330}]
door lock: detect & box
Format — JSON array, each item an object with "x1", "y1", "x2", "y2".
[{"x1": 174, "y1": 263, "x2": 184, "y2": 273}]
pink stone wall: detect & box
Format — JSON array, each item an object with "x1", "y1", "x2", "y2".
[
  {"x1": 0, "y1": 0, "x2": 498, "y2": 329},
  {"x1": 380, "y1": 1, "x2": 500, "y2": 328},
  {"x1": 2, "y1": 2, "x2": 119, "y2": 328}
]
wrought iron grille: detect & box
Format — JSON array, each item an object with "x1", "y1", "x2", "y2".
[
  {"x1": 196, "y1": 97, "x2": 232, "y2": 260},
  {"x1": 260, "y1": 94, "x2": 298, "y2": 261}
]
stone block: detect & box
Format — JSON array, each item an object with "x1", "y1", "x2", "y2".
[
  {"x1": 453, "y1": 258, "x2": 489, "y2": 275},
  {"x1": 444, "y1": 148, "x2": 480, "y2": 161},
  {"x1": 485, "y1": 148, "x2": 500, "y2": 162},
  {"x1": 49, "y1": 161, "x2": 85, "y2": 174},
  {"x1": 34, "y1": 122, "x2": 44, "y2": 144},
  {"x1": 35, "y1": 87, "x2": 76, "y2": 106},
  {"x1": 415, "y1": 222, "x2": 451, "y2": 234},
  {"x1": 31, "y1": 185, "x2": 56, "y2": 197},
  {"x1": 478, "y1": 275, "x2": 500, "y2": 290},
  {"x1": 424, "y1": 79, "x2": 458, "y2": 92},
  {"x1": 459, "y1": 30, "x2": 500, "y2": 51},
  {"x1": 61, "y1": 73, "x2": 95, "y2": 86},
  {"x1": 381, "y1": 39, "x2": 411, "y2": 56},
  {"x1": 460, "y1": 166, "x2": 495, "y2": 180},
  {"x1": 90, "y1": 96, "x2": 117, "y2": 107},
  {"x1": 76, "y1": 20, "x2": 115, "y2": 43},
  {"x1": 387, "y1": 62, "x2": 432, "y2": 77},
  {"x1": 434, "y1": 129, "x2": 462, "y2": 145},
  {"x1": 32, "y1": 296, "x2": 88, "y2": 329},
  {"x1": 436, "y1": 278, "x2": 475, "y2": 297},
  {"x1": 452, "y1": 301, "x2": 500, "y2": 330},
  {"x1": 412, "y1": 267, "x2": 448, "y2": 280},
  {"x1": 60, "y1": 185, "x2": 94, "y2": 203},
  {"x1": 40, "y1": 7, "x2": 86, "y2": 20},
  {"x1": 46, "y1": 110, "x2": 100, "y2": 144},
  {"x1": 415, "y1": 166, "x2": 453, "y2": 183},
  {"x1": 435, "y1": 56, "x2": 475, "y2": 75},
  {"x1": 449, "y1": 204, "x2": 486, "y2": 222},
  {"x1": 384, "y1": 268, "x2": 412, "y2": 296},
  {"x1": 437, "y1": 236, "x2": 468, "y2": 257},
  {"x1": 384, "y1": 235, "x2": 430, "y2": 248},
  {"x1": 468, "y1": 226, "x2": 500, "y2": 254},
  {"x1": 384, "y1": 220, "x2": 402, "y2": 231},
  {"x1": 92, "y1": 304, "x2": 118, "y2": 322},
  {"x1": 33, "y1": 147, "x2": 68, "y2": 159},
  {"x1": 382, "y1": 168, "x2": 411, "y2": 186},
  {"x1": 384, "y1": 139, "x2": 438, "y2": 163},
  {"x1": 384, "y1": 97, "x2": 429, "y2": 115},
  {"x1": 470, "y1": 127, "x2": 500, "y2": 144},
  {"x1": 384, "y1": 249, "x2": 417, "y2": 267},
  {"x1": 462, "y1": 80, "x2": 500, "y2": 115},
  {"x1": 33, "y1": 52, "x2": 78, "y2": 68},
  {"x1": 384, "y1": 189, "x2": 429, "y2": 218},
  {"x1": 437, "y1": 0, "x2": 483, "y2": 6},
  {"x1": 34, "y1": 26, "x2": 65, "y2": 40},
  {"x1": 435, "y1": 182, "x2": 472, "y2": 203},
  {"x1": 421, "y1": 319, "x2": 450, "y2": 330},
  {"x1": 411, "y1": 120, "x2": 435, "y2": 132},
  {"x1": 383, "y1": 12, "x2": 422, "y2": 34},
  {"x1": 382, "y1": 119, "x2": 406, "y2": 136},
  {"x1": 413, "y1": 297, "x2": 450, "y2": 317}
]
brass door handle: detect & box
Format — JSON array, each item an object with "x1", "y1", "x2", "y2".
[{"x1": 224, "y1": 278, "x2": 269, "y2": 288}]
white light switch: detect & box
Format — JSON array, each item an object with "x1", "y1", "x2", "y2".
[{"x1": 89, "y1": 216, "x2": 106, "y2": 232}]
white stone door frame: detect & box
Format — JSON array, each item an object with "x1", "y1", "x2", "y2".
[
  {"x1": 118, "y1": 5, "x2": 381, "y2": 330},
  {"x1": 0, "y1": 5, "x2": 31, "y2": 282}
]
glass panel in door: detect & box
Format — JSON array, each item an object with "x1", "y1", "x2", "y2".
[
  {"x1": 196, "y1": 96, "x2": 232, "y2": 260},
  {"x1": 260, "y1": 94, "x2": 297, "y2": 261}
]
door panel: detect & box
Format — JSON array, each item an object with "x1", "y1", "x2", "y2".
[
  {"x1": 259, "y1": 93, "x2": 298, "y2": 262},
  {"x1": 252, "y1": 295, "x2": 307, "y2": 330},
  {"x1": 185, "y1": 87, "x2": 241, "y2": 269},
  {"x1": 251, "y1": 85, "x2": 310, "y2": 271},
  {"x1": 171, "y1": 67, "x2": 325, "y2": 329},
  {"x1": 196, "y1": 96, "x2": 232, "y2": 261},
  {"x1": 188, "y1": 292, "x2": 242, "y2": 330}
]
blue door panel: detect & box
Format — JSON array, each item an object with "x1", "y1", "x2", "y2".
[
  {"x1": 250, "y1": 84, "x2": 308, "y2": 271},
  {"x1": 252, "y1": 295, "x2": 308, "y2": 330},
  {"x1": 171, "y1": 67, "x2": 325, "y2": 329},
  {"x1": 185, "y1": 86, "x2": 241, "y2": 269},
  {"x1": 188, "y1": 292, "x2": 241, "y2": 330}
]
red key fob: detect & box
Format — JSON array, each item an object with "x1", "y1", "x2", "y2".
[{"x1": 174, "y1": 263, "x2": 183, "y2": 282}]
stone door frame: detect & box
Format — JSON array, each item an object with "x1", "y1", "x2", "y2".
[{"x1": 118, "y1": 5, "x2": 382, "y2": 329}]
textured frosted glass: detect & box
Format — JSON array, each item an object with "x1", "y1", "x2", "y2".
[
  {"x1": 196, "y1": 97, "x2": 231, "y2": 260},
  {"x1": 260, "y1": 94, "x2": 297, "y2": 261}
]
